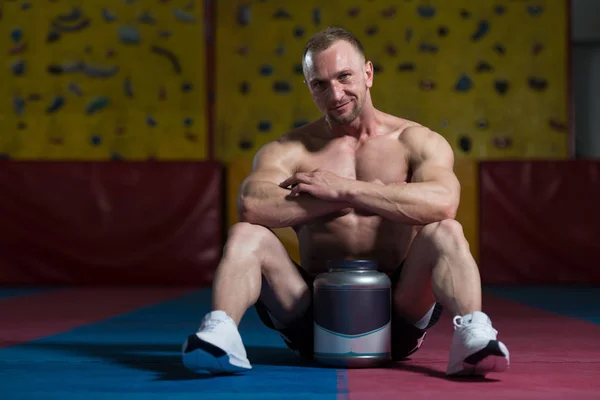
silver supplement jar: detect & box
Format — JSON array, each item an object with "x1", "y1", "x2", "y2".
[{"x1": 313, "y1": 260, "x2": 391, "y2": 368}]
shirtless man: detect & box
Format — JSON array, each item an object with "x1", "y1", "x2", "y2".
[{"x1": 182, "y1": 26, "x2": 509, "y2": 377}]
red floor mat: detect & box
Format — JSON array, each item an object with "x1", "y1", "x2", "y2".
[{"x1": 345, "y1": 293, "x2": 600, "y2": 399}]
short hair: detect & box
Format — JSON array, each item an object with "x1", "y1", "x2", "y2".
[{"x1": 302, "y1": 26, "x2": 366, "y2": 74}]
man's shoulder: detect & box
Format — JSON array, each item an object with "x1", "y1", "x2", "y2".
[{"x1": 255, "y1": 118, "x2": 326, "y2": 158}]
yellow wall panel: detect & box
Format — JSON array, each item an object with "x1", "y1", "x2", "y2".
[
  {"x1": 454, "y1": 158, "x2": 479, "y2": 263},
  {"x1": 215, "y1": 0, "x2": 570, "y2": 162},
  {"x1": 0, "y1": 1, "x2": 206, "y2": 160}
]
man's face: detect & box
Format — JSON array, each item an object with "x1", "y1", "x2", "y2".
[{"x1": 303, "y1": 41, "x2": 373, "y2": 125}]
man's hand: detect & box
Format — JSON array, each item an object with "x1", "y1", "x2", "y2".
[{"x1": 279, "y1": 170, "x2": 354, "y2": 201}]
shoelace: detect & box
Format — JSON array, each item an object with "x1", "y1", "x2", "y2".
[
  {"x1": 200, "y1": 318, "x2": 224, "y2": 333},
  {"x1": 453, "y1": 316, "x2": 498, "y2": 338}
]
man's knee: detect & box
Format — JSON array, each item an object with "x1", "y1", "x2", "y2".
[
  {"x1": 224, "y1": 222, "x2": 277, "y2": 258},
  {"x1": 420, "y1": 219, "x2": 468, "y2": 252}
]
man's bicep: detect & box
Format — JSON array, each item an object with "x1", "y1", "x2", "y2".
[{"x1": 242, "y1": 141, "x2": 296, "y2": 189}]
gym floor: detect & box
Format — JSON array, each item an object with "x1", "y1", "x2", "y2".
[{"x1": 2, "y1": 286, "x2": 599, "y2": 399}]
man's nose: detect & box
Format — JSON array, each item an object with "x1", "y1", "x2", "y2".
[{"x1": 328, "y1": 81, "x2": 345, "y2": 102}]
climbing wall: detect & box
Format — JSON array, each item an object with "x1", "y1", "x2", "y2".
[
  {"x1": 0, "y1": 0, "x2": 207, "y2": 160},
  {"x1": 215, "y1": 0, "x2": 570, "y2": 162}
]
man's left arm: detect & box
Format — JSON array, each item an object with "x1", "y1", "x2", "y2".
[{"x1": 341, "y1": 128, "x2": 461, "y2": 225}]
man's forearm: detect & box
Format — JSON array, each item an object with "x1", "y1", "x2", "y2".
[
  {"x1": 343, "y1": 181, "x2": 458, "y2": 225},
  {"x1": 238, "y1": 181, "x2": 349, "y2": 228}
]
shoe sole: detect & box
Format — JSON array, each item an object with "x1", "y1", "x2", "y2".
[
  {"x1": 449, "y1": 340, "x2": 509, "y2": 377},
  {"x1": 182, "y1": 334, "x2": 252, "y2": 375}
]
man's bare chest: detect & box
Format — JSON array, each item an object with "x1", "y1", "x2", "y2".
[{"x1": 298, "y1": 140, "x2": 410, "y2": 184}]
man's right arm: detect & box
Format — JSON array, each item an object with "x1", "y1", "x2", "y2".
[{"x1": 237, "y1": 140, "x2": 350, "y2": 228}]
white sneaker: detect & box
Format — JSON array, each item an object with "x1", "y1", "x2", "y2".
[
  {"x1": 182, "y1": 311, "x2": 252, "y2": 374},
  {"x1": 446, "y1": 311, "x2": 509, "y2": 376}
]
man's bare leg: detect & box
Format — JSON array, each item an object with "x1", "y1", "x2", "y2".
[
  {"x1": 394, "y1": 219, "x2": 481, "y2": 324},
  {"x1": 393, "y1": 219, "x2": 509, "y2": 377},
  {"x1": 183, "y1": 222, "x2": 311, "y2": 374},
  {"x1": 211, "y1": 222, "x2": 311, "y2": 325}
]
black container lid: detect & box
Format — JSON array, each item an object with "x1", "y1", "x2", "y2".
[{"x1": 327, "y1": 259, "x2": 378, "y2": 270}]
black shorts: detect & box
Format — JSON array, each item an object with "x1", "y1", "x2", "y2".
[{"x1": 254, "y1": 262, "x2": 443, "y2": 361}]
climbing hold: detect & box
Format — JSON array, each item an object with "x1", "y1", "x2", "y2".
[
  {"x1": 110, "y1": 152, "x2": 122, "y2": 161},
  {"x1": 292, "y1": 121, "x2": 309, "y2": 129},
  {"x1": 493, "y1": 43, "x2": 506, "y2": 55},
  {"x1": 294, "y1": 64, "x2": 304, "y2": 75},
  {"x1": 528, "y1": 76, "x2": 548, "y2": 91},
  {"x1": 549, "y1": 119, "x2": 568, "y2": 132},
  {"x1": 174, "y1": 8, "x2": 196, "y2": 23},
  {"x1": 259, "y1": 65, "x2": 273, "y2": 76},
  {"x1": 437, "y1": 26, "x2": 449, "y2": 37},
  {"x1": 419, "y1": 80, "x2": 436, "y2": 91},
  {"x1": 91, "y1": 135, "x2": 102, "y2": 146},
  {"x1": 102, "y1": 8, "x2": 117, "y2": 22},
  {"x1": 495, "y1": 5, "x2": 506, "y2": 15},
  {"x1": 21, "y1": 2, "x2": 31, "y2": 11},
  {"x1": 293, "y1": 26, "x2": 305, "y2": 38},
  {"x1": 184, "y1": 118, "x2": 194, "y2": 128},
  {"x1": 419, "y1": 43, "x2": 438, "y2": 53},
  {"x1": 84, "y1": 45, "x2": 93, "y2": 53},
  {"x1": 68, "y1": 82, "x2": 83, "y2": 96},
  {"x1": 13, "y1": 96, "x2": 25, "y2": 115},
  {"x1": 46, "y1": 95, "x2": 65, "y2": 114},
  {"x1": 86, "y1": 97, "x2": 110, "y2": 115},
  {"x1": 273, "y1": 9, "x2": 291, "y2": 19},
  {"x1": 138, "y1": 11, "x2": 156, "y2": 25},
  {"x1": 0, "y1": 154, "x2": 10, "y2": 160},
  {"x1": 240, "y1": 81, "x2": 250, "y2": 94},
  {"x1": 49, "y1": 137, "x2": 64, "y2": 145},
  {"x1": 373, "y1": 63, "x2": 383, "y2": 73},
  {"x1": 47, "y1": 31, "x2": 61, "y2": 43},
  {"x1": 471, "y1": 20, "x2": 490, "y2": 41},
  {"x1": 532, "y1": 42, "x2": 544, "y2": 55},
  {"x1": 460, "y1": 9, "x2": 471, "y2": 19},
  {"x1": 119, "y1": 26, "x2": 141, "y2": 44},
  {"x1": 236, "y1": 45, "x2": 249, "y2": 56},
  {"x1": 385, "y1": 44, "x2": 397, "y2": 57},
  {"x1": 17, "y1": 122, "x2": 27, "y2": 130},
  {"x1": 493, "y1": 136, "x2": 512, "y2": 149},
  {"x1": 115, "y1": 126, "x2": 125, "y2": 135},
  {"x1": 455, "y1": 74, "x2": 473, "y2": 93},
  {"x1": 182, "y1": 82, "x2": 193, "y2": 92},
  {"x1": 397, "y1": 62, "x2": 415, "y2": 72},
  {"x1": 273, "y1": 81, "x2": 291, "y2": 93},
  {"x1": 381, "y1": 7, "x2": 396, "y2": 18},
  {"x1": 312, "y1": 8, "x2": 321, "y2": 25},
  {"x1": 527, "y1": 5, "x2": 543, "y2": 17},
  {"x1": 237, "y1": 4, "x2": 251, "y2": 26},
  {"x1": 494, "y1": 79, "x2": 510, "y2": 95},
  {"x1": 475, "y1": 61, "x2": 494, "y2": 73},
  {"x1": 28, "y1": 93, "x2": 41, "y2": 101},
  {"x1": 106, "y1": 48, "x2": 116, "y2": 58},
  {"x1": 124, "y1": 78, "x2": 134, "y2": 97},
  {"x1": 366, "y1": 25, "x2": 379, "y2": 36},
  {"x1": 275, "y1": 44, "x2": 286, "y2": 56},
  {"x1": 11, "y1": 28, "x2": 23, "y2": 43},
  {"x1": 257, "y1": 121, "x2": 272, "y2": 132},
  {"x1": 151, "y1": 46, "x2": 182, "y2": 74},
  {"x1": 417, "y1": 6, "x2": 436, "y2": 18},
  {"x1": 185, "y1": 133, "x2": 198, "y2": 142},
  {"x1": 55, "y1": 8, "x2": 81, "y2": 22},
  {"x1": 159, "y1": 86, "x2": 166, "y2": 101},
  {"x1": 348, "y1": 8, "x2": 360, "y2": 17},
  {"x1": 458, "y1": 136, "x2": 472, "y2": 153},
  {"x1": 476, "y1": 119, "x2": 489, "y2": 130},
  {"x1": 159, "y1": 30, "x2": 172, "y2": 38},
  {"x1": 239, "y1": 139, "x2": 253, "y2": 150},
  {"x1": 9, "y1": 43, "x2": 28, "y2": 55},
  {"x1": 11, "y1": 60, "x2": 26, "y2": 76},
  {"x1": 405, "y1": 28, "x2": 413, "y2": 43},
  {"x1": 146, "y1": 115, "x2": 157, "y2": 127}
]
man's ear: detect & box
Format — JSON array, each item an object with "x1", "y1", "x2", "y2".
[{"x1": 364, "y1": 61, "x2": 374, "y2": 88}]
